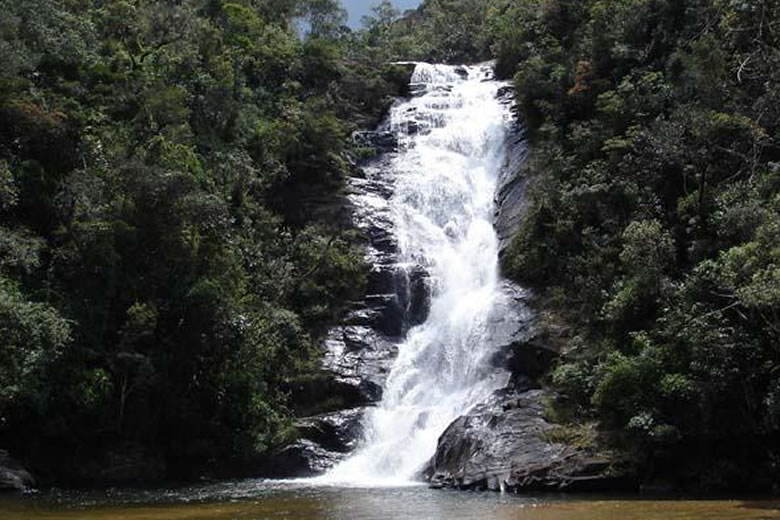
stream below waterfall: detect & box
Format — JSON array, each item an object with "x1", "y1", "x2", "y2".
[{"x1": 2, "y1": 482, "x2": 780, "y2": 520}]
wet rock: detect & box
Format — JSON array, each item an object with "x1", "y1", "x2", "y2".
[
  {"x1": 368, "y1": 231, "x2": 397, "y2": 256},
  {"x1": 483, "y1": 281, "x2": 536, "y2": 351},
  {"x1": 280, "y1": 117, "x2": 410, "y2": 474},
  {"x1": 362, "y1": 294, "x2": 405, "y2": 337},
  {"x1": 264, "y1": 440, "x2": 346, "y2": 477},
  {"x1": 364, "y1": 263, "x2": 399, "y2": 299},
  {"x1": 295, "y1": 408, "x2": 367, "y2": 453},
  {"x1": 353, "y1": 130, "x2": 398, "y2": 153},
  {"x1": 488, "y1": 296, "x2": 559, "y2": 382},
  {"x1": 322, "y1": 326, "x2": 398, "y2": 400},
  {"x1": 264, "y1": 409, "x2": 370, "y2": 478},
  {"x1": 496, "y1": 85, "x2": 514, "y2": 100},
  {"x1": 290, "y1": 374, "x2": 375, "y2": 415},
  {"x1": 494, "y1": 122, "x2": 529, "y2": 255},
  {"x1": 0, "y1": 450, "x2": 34, "y2": 491},
  {"x1": 346, "y1": 160, "x2": 405, "y2": 337},
  {"x1": 409, "y1": 82, "x2": 428, "y2": 97},
  {"x1": 355, "y1": 378, "x2": 383, "y2": 402},
  {"x1": 501, "y1": 339, "x2": 559, "y2": 381},
  {"x1": 349, "y1": 175, "x2": 394, "y2": 203},
  {"x1": 425, "y1": 389, "x2": 634, "y2": 492},
  {"x1": 394, "y1": 265, "x2": 431, "y2": 328}
]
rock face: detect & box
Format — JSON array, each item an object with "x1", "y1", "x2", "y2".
[
  {"x1": 494, "y1": 86, "x2": 530, "y2": 255},
  {"x1": 321, "y1": 325, "x2": 397, "y2": 403},
  {"x1": 483, "y1": 282, "x2": 536, "y2": 352},
  {"x1": 425, "y1": 389, "x2": 633, "y2": 492},
  {"x1": 0, "y1": 450, "x2": 35, "y2": 491},
  {"x1": 265, "y1": 407, "x2": 368, "y2": 477}
]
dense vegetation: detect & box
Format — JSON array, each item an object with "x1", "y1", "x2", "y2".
[
  {"x1": 382, "y1": 0, "x2": 780, "y2": 489},
  {"x1": 0, "y1": 0, "x2": 414, "y2": 482},
  {"x1": 3, "y1": 0, "x2": 779, "y2": 491},
  {"x1": 498, "y1": 0, "x2": 780, "y2": 489}
]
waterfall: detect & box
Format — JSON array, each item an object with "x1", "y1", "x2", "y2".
[{"x1": 321, "y1": 63, "x2": 513, "y2": 485}]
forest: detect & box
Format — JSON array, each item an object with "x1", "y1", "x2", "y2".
[
  {"x1": 0, "y1": 0, "x2": 414, "y2": 482},
  {"x1": 496, "y1": 0, "x2": 780, "y2": 488},
  {"x1": 1, "y1": 0, "x2": 779, "y2": 490}
]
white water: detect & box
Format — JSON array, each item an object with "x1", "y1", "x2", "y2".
[{"x1": 321, "y1": 63, "x2": 513, "y2": 486}]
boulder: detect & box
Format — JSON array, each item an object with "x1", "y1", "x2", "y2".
[
  {"x1": 263, "y1": 439, "x2": 347, "y2": 478},
  {"x1": 0, "y1": 450, "x2": 34, "y2": 492},
  {"x1": 425, "y1": 389, "x2": 635, "y2": 492},
  {"x1": 295, "y1": 407, "x2": 367, "y2": 454},
  {"x1": 262, "y1": 409, "x2": 369, "y2": 478},
  {"x1": 261, "y1": 409, "x2": 370, "y2": 479},
  {"x1": 284, "y1": 371, "x2": 379, "y2": 418}
]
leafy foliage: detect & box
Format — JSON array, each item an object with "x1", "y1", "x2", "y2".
[
  {"x1": 484, "y1": 0, "x2": 780, "y2": 488},
  {"x1": 0, "y1": 0, "x2": 410, "y2": 481}
]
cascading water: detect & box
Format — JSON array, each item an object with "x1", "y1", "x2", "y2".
[{"x1": 322, "y1": 63, "x2": 514, "y2": 485}]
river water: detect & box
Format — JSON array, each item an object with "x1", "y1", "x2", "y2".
[{"x1": 1, "y1": 482, "x2": 779, "y2": 519}]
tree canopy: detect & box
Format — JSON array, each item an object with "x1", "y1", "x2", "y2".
[{"x1": 0, "y1": 0, "x2": 413, "y2": 482}]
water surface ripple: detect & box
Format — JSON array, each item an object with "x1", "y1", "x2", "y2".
[{"x1": 2, "y1": 483, "x2": 780, "y2": 520}]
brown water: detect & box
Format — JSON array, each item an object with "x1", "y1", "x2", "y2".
[{"x1": 1, "y1": 481, "x2": 779, "y2": 520}]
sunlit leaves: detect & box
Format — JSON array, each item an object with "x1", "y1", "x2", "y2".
[{"x1": 0, "y1": 278, "x2": 70, "y2": 416}]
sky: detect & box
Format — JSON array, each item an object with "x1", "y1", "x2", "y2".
[{"x1": 342, "y1": 0, "x2": 423, "y2": 28}]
